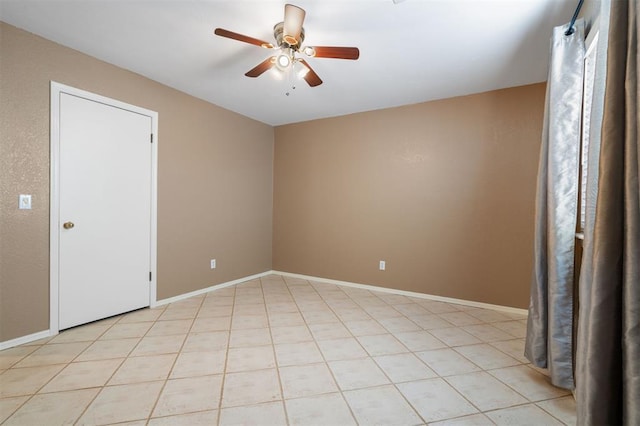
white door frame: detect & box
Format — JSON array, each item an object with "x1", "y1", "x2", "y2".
[{"x1": 49, "y1": 81, "x2": 158, "y2": 334}]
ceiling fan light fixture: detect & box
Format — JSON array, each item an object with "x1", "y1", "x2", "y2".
[
  {"x1": 302, "y1": 46, "x2": 316, "y2": 57},
  {"x1": 283, "y1": 4, "x2": 305, "y2": 45},
  {"x1": 276, "y1": 52, "x2": 292, "y2": 70}
]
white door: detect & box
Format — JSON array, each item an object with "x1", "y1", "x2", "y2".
[{"x1": 58, "y1": 92, "x2": 152, "y2": 330}]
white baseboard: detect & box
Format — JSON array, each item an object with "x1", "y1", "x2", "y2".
[
  {"x1": 273, "y1": 270, "x2": 528, "y2": 316},
  {"x1": 153, "y1": 270, "x2": 273, "y2": 307},
  {"x1": 0, "y1": 329, "x2": 54, "y2": 351}
]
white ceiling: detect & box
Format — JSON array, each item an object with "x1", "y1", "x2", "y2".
[{"x1": 0, "y1": 0, "x2": 575, "y2": 126}]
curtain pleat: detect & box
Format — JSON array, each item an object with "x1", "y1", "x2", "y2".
[
  {"x1": 524, "y1": 20, "x2": 584, "y2": 390},
  {"x1": 576, "y1": 0, "x2": 639, "y2": 424}
]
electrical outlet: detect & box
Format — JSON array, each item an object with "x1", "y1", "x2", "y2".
[
  {"x1": 210, "y1": 259, "x2": 216, "y2": 269},
  {"x1": 379, "y1": 260, "x2": 386, "y2": 271},
  {"x1": 19, "y1": 194, "x2": 32, "y2": 210}
]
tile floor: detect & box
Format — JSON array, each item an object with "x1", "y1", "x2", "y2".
[{"x1": 0, "y1": 274, "x2": 577, "y2": 425}]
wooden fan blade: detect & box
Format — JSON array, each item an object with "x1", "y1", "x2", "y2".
[
  {"x1": 298, "y1": 59, "x2": 323, "y2": 87},
  {"x1": 307, "y1": 46, "x2": 360, "y2": 60},
  {"x1": 214, "y1": 28, "x2": 273, "y2": 48},
  {"x1": 245, "y1": 57, "x2": 276, "y2": 78}
]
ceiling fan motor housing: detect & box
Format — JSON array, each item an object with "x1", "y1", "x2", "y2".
[{"x1": 274, "y1": 22, "x2": 305, "y2": 51}]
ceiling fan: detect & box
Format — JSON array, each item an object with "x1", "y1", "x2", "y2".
[{"x1": 214, "y1": 4, "x2": 360, "y2": 87}]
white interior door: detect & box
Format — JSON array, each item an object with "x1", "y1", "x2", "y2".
[{"x1": 58, "y1": 92, "x2": 153, "y2": 330}]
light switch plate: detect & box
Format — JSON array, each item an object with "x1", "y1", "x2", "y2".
[{"x1": 19, "y1": 194, "x2": 32, "y2": 210}]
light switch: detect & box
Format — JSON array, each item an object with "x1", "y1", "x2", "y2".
[{"x1": 19, "y1": 194, "x2": 32, "y2": 210}]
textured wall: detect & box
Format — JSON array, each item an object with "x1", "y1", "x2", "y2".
[
  {"x1": 273, "y1": 84, "x2": 545, "y2": 309},
  {"x1": 0, "y1": 22, "x2": 273, "y2": 342}
]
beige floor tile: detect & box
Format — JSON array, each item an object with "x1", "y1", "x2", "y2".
[
  {"x1": 361, "y1": 305, "x2": 404, "y2": 319},
  {"x1": 356, "y1": 334, "x2": 409, "y2": 356},
  {"x1": 301, "y1": 309, "x2": 340, "y2": 324},
  {"x1": 429, "y1": 327, "x2": 482, "y2": 347},
  {"x1": 219, "y1": 401, "x2": 286, "y2": 426},
  {"x1": 279, "y1": 363, "x2": 338, "y2": 398},
  {"x1": 231, "y1": 314, "x2": 269, "y2": 330},
  {"x1": 198, "y1": 304, "x2": 233, "y2": 318},
  {"x1": 153, "y1": 375, "x2": 223, "y2": 417},
  {"x1": 445, "y1": 371, "x2": 527, "y2": 411},
  {"x1": 285, "y1": 392, "x2": 356, "y2": 426},
  {"x1": 227, "y1": 345, "x2": 276, "y2": 372},
  {"x1": 378, "y1": 316, "x2": 421, "y2": 333},
  {"x1": 109, "y1": 354, "x2": 176, "y2": 385},
  {"x1": 14, "y1": 342, "x2": 91, "y2": 368},
  {"x1": 373, "y1": 353, "x2": 437, "y2": 383},
  {"x1": 158, "y1": 308, "x2": 199, "y2": 321},
  {"x1": 454, "y1": 343, "x2": 521, "y2": 370},
  {"x1": 131, "y1": 334, "x2": 186, "y2": 356},
  {"x1": 395, "y1": 330, "x2": 448, "y2": 352},
  {"x1": 270, "y1": 325, "x2": 313, "y2": 344},
  {"x1": 308, "y1": 323, "x2": 351, "y2": 340},
  {"x1": 191, "y1": 316, "x2": 232, "y2": 332},
  {"x1": 377, "y1": 294, "x2": 412, "y2": 305},
  {"x1": 430, "y1": 413, "x2": 495, "y2": 425},
  {"x1": 170, "y1": 350, "x2": 226, "y2": 378},
  {"x1": 221, "y1": 368, "x2": 282, "y2": 407},
  {"x1": 486, "y1": 404, "x2": 564, "y2": 425},
  {"x1": 398, "y1": 378, "x2": 478, "y2": 423},
  {"x1": 328, "y1": 358, "x2": 389, "y2": 390},
  {"x1": 41, "y1": 358, "x2": 122, "y2": 392},
  {"x1": 0, "y1": 365, "x2": 65, "y2": 397},
  {"x1": 353, "y1": 295, "x2": 387, "y2": 308},
  {"x1": 4, "y1": 388, "x2": 99, "y2": 426},
  {"x1": 265, "y1": 302, "x2": 299, "y2": 314},
  {"x1": 461, "y1": 324, "x2": 514, "y2": 342},
  {"x1": 489, "y1": 339, "x2": 529, "y2": 364},
  {"x1": 343, "y1": 319, "x2": 388, "y2": 336},
  {"x1": 0, "y1": 346, "x2": 38, "y2": 369},
  {"x1": 489, "y1": 365, "x2": 570, "y2": 401},
  {"x1": 274, "y1": 342, "x2": 323, "y2": 367},
  {"x1": 410, "y1": 314, "x2": 455, "y2": 330},
  {"x1": 229, "y1": 328, "x2": 271, "y2": 348},
  {"x1": 537, "y1": 396, "x2": 577, "y2": 425},
  {"x1": 148, "y1": 409, "x2": 218, "y2": 425},
  {"x1": 147, "y1": 319, "x2": 193, "y2": 336},
  {"x1": 316, "y1": 337, "x2": 368, "y2": 361},
  {"x1": 48, "y1": 323, "x2": 111, "y2": 344},
  {"x1": 0, "y1": 396, "x2": 29, "y2": 423},
  {"x1": 491, "y1": 320, "x2": 527, "y2": 338},
  {"x1": 268, "y1": 312, "x2": 305, "y2": 327},
  {"x1": 420, "y1": 301, "x2": 463, "y2": 314},
  {"x1": 78, "y1": 381, "x2": 163, "y2": 424},
  {"x1": 118, "y1": 307, "x2": 165, "y2": 323},
  {"x1": 393, "y1": 303, "x2": 431, "y2": 317},
  {"x1": 182, "y1": 331, "x2": 228, "y2": 352},
  {"x1": 416, "y1": 348, "x2": 482, "y2": 376},
  {"x1": 233, "y1": 303, "x2": 266, "y2": 316},
  {"x1": 439, "y1": 312, "x2": 485, "y2": 326},
  {"x1": 344, "y1": 385, "x2": 423, "y2": 425},
  {"x1": 465, "y1": 308, "x2": 512, "y2": 323},
  {"x1": 76, "y1": 337, "x2": 140, "y2": 361},
  {"x1": 334, "y1": 308, "x2": 372, "y2": 322},
  {"x1": 100, "y1": 322, "x2": 153, "y2": 340}
]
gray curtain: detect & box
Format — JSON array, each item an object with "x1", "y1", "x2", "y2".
[
  {"x1": 576, "y1": 0, "x2": 639, "y2": 424},
  {"x1": 525, "y1": 20, "x2": 585, "y2": 390}
]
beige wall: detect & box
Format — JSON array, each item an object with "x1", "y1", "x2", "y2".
[
  {"x1": 0, "y1": 22, "x2": 274, "y2": 342},
  {"x1": 273, "y1": 83, "x2": 545, "y2": 309}
]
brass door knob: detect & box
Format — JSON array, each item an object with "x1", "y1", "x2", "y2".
[{"x1": 63, "y1": 222, "x2": 75, "y2": 229}]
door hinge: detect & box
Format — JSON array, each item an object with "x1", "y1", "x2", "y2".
[
  {"x1": 149, "y1": 271, "x2": 152, "y2": 281},
  {"x1": 150, "y1": 133, "x2": 153, "y2": 143}
]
